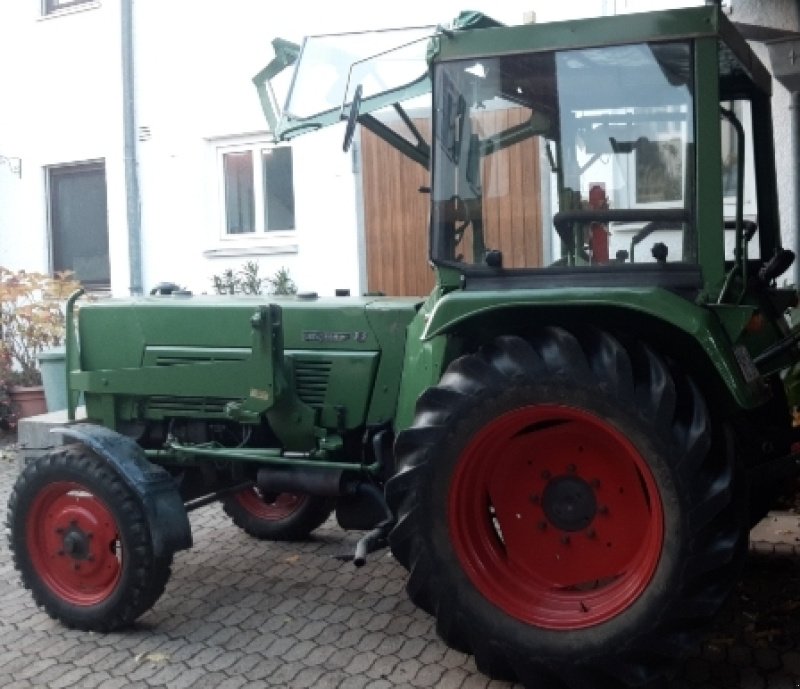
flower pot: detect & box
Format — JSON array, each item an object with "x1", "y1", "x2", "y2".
[{"x1": 9, "y1": 386, "x2": 47, "y2": 419}]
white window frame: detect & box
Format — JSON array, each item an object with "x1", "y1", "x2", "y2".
[
  {"x1": 205, "y1": 135, "x2": 298, "y2": 258},
  {"x1": 41, "y1": 0, "x2": 99, "y2": 18},
  {"x1": 721, "y1": 99, "x2": 757, "y2": 218},
  {"x1": 721, "y1": 99, "x2": 759, "y2": 260}
]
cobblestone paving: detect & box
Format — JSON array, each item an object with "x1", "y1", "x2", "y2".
[{"x1": 2, "y1": 445, "x2": 800, "y2": 688}]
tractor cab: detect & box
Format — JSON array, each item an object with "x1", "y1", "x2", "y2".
[{"x1": 256, "y1": 6, "x2": 788, "y2": 303}]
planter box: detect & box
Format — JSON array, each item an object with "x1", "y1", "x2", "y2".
[{"x1": 10, "y1": 386, "x2": 47, "y2": 419}]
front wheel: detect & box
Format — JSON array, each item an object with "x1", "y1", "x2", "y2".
[
  {"x1": 7, "y1": 446, "x2": 172, "y2": 631},
  {"x1": 387, "y1": 328, "x2": 746, "y2": 688},
  {"x1": 221, "y1": 488, "x2": 333, "y2": 541}
]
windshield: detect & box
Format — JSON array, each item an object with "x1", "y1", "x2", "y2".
[
  {"x1": 283, "y1": 27, "x2": 434, "y2": 122},
  {"x1": 431, "y1": 42, "x2": 695, "y2": 271}
]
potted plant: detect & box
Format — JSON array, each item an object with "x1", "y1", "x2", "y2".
[{"x1": 0, "y1": 267, "x2": 80, "y2": 421}]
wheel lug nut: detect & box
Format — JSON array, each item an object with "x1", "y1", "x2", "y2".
[
  {"x1": 73, "y1": 563, "x2": 81, "y2": 571},
  {"x1": 561, "y1": 535, "x2": 571, "y2": 545},
  {"x1": 55, "y1": 527, "x2": 64, "y2": 535},
  {"x1": 567, "y1": 464, "x2": 576, "y2": 474},
  {"x1": 541, "y1": 470, "x2": 551, "y2": 480},
  {"x1": 586, "y1": 528, "x2": 596, "y2": 539},
  {"x1": 57, "y1": 550, "x2": 65, "y2": 556},
  {"x1": 538, "y1": 520, "x2": 548, "y2": 531},
  {"x1": 591, "y1": 479, "x2": 601, "y2": 489},
  {"x1": 529, "y1": 494, "x2": 540, "y2": 505},
  {"x1": 598, "y1": 505, "x2": 609, "y2": 515}
]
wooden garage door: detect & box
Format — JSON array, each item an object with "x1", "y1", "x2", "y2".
[
  {"x1": 361, "y1": 124, "x2": 433, "y2": 297},
  {"x1": 361, "y1": 109, "x2": 541, "y2": 296}
]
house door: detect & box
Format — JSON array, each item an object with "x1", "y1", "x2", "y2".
[
  {"x1": 360, "y1": 125, "x2": 434, "y2": 297},
  {"x1": 360, "y1": 107, "x2": 542, "y2": 296},
  {"x1": 48, "y1": 161, "x2": 110, "y2": 288}
]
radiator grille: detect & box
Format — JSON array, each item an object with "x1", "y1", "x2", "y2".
[{"x1": 293, "y1": 359, "x2": 332, "y2": 407}]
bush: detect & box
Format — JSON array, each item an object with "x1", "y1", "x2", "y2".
[
  {"x1": 211, "y1": 262, "x2": 297, "y2": 296},
  {"x1": 0, "y1": 267, "x2": 81, "y2": 387}
]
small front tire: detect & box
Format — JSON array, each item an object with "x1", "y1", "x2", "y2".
[{"x1": 7, "y1": 446, "x2": 172, "y2": 631}]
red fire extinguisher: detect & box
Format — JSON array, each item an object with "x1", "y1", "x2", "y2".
[{"x1": 588, "y1": 184, "x2": 609, "y2": 264}]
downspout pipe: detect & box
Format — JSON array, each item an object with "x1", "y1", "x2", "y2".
[
  {"x1": 793, "y1": 0, "x2": 800, "y2": 289},
  {"x1": 793, "y1": 90, "x2": 800, "y2": 289},
  {"x1": 121, "y1": 0, "x2": 143, "y2": 296}
]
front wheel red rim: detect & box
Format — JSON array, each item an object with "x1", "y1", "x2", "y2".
[
  {"x1": 234, "y1": 488, "x2": 308, "y2": 521},
  {"x1": 448, "y1": 405, "x2": 664, "y2": 630},
  {"x1": 26, "y1": 481, "x2": 122, "y2": 606}
]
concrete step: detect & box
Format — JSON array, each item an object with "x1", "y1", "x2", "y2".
[{"x1": 17, "y1": 407, "x2": 86, "y2": 470}]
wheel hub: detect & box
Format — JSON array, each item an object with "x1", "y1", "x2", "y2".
[
  {"x1": 541, "y1": 475, "x2": 597, "y2": 532},
  {"x1": 61, "y1": 526, "x2": 92, "y2": 560}
]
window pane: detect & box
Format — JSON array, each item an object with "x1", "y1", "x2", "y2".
[
  {"x1": 224, "y1": 151, "x2": 255, "y2": 234},
  {"x1": 431, "y1": 42, "x2": 696, "y2": 269},
  {"x1": 263, "y1": 147, "x2": 295, "y2": 231},
  {"x1": 49, "y1": 162, "x2": 110, "y2": 287}
]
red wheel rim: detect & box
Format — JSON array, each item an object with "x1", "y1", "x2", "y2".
[
  {"x1": 448, "y1": 405, "x2": 664, "y2": 630},
  {"x1": 234, "y1": 488, "x2": 307, "y2": 521},
  {"x1": 26, "y1": 481, "x2": 122, "y2": 606}
]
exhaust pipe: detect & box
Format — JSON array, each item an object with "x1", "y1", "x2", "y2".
[
  {"x1": 257, "y1": 466, "x2": 395, "y2": 566},
  {"x1": 257, "y1": 467, "x2": 345, "y2": 497}
]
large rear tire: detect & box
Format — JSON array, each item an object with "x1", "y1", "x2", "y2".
[
  {"x1": 221, "y1": 488, "x2": 333, "y2": 541},
  {"x1": 386, "y1": 328, "x2": 746, "y2": 688},
  {"x1": 7, "y1": 446, "x2": 172, "y2": 631}
]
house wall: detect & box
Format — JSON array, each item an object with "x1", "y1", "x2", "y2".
[
  {"x1": 726, "y1": 0, "x2": 800, "y2": 270},
  {"x1": 1, "y1": 0, "x2": 798, "y2": 298},
  {"x1": 0, "y1": 2, "x2": 127, "y2": 291},
  {"x1": 130, "y1": 2, "x2": 361, "y2": 297},
  {"x1": 0, "y1": 0, "x2": 541, "y2": 299}
]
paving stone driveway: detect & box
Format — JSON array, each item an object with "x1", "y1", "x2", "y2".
[{"x1": 2, "y1": 447, "x2": 800, "y2": 689}]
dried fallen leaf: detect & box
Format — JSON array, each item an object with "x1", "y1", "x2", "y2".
[
  {"x1": 134, "y1": 652, "x2": 170, "y2": 664},
  {"x1": 285, "y1": 554, "x2": 300, "y2": 564}
]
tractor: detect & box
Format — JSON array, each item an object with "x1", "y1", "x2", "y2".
[{"x1": 8, "y1": 6, "x2": 800, "y2": 687}]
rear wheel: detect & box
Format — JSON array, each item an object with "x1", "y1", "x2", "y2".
[
  {"x1": 387, "y1": 328, "x2": 746, "y2": 688},
  {"x1": 221, "y1": 488, "x2": 333, "y2": 541},
  {"x1": 7, "y1": 446, "x2": 172, "y2": 631}
]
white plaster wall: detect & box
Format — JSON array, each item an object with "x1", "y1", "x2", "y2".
[
  {"x1": 726, "y1": 0, "x2": 800, "y2": 261},
  {"x1": 0, "y1": 2, "x2": 128, "y2": 292},
  {"x1": 129, "y1": 0, "x2": 566, "y2": 297},
  {"x1": 130, "y1": 1, "x2": 366, "y2": 296},
  {"x1": 2, "y1": 0, "x2": 798, "y2": 297}
]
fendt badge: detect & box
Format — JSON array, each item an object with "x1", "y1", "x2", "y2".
[{"x1": 302, "y1": 330, "x2": 368, "y2": 343}]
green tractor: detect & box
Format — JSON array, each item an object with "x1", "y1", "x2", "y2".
[{"x1": 8, "y1": 6, "x2": 800, "y2": 687}]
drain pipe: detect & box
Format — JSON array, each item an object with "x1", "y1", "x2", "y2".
[
  {"x1": 121, "y1": 0, "x2": 143, "y2": 296},
  {"x1": 792, "y1": 90, "x2": 800, "y2": 289},
  {"x1": 792, "y1": 1, "x2": 800, "y2": 289}
]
